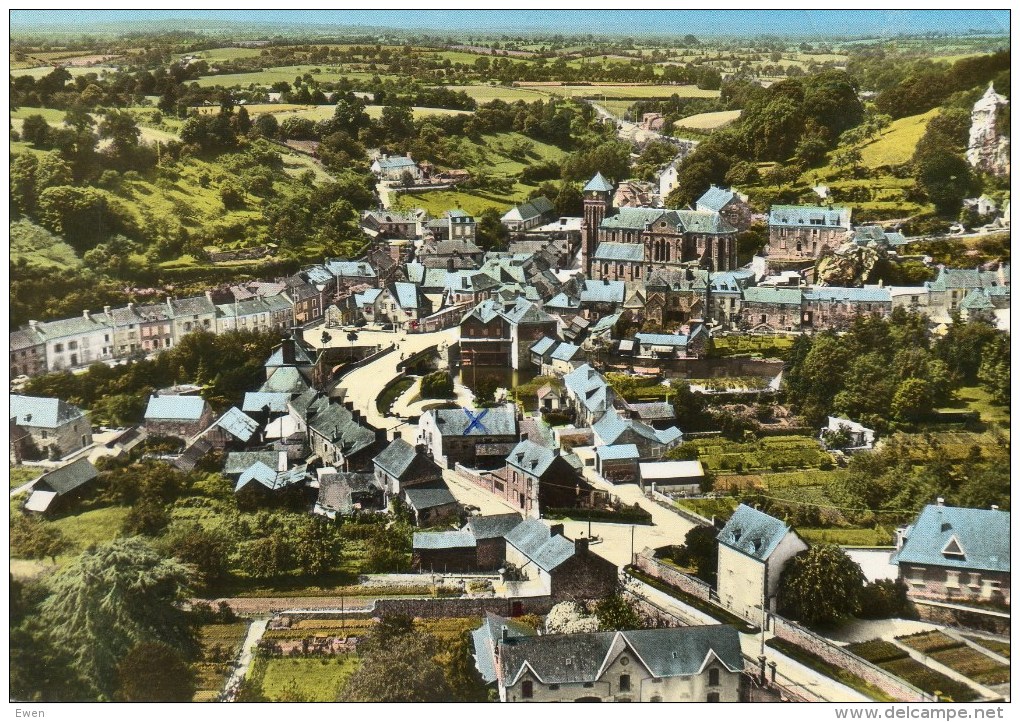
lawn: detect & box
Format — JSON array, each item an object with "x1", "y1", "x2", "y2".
[
  {"x1": 192, "y1": 622, "x2": 250, "y2": 702},
  {"x1": 394, "y1": 188, "x2": 519, "y2": 217},
  {"x1": 685, "y1": 435, "x2": 830, "y2": 474},
  {"x1": 377, "y1": 376, "x2": 415, "y2": 415},
  {"x1": 858, "y1": 109, "x2": 940, "y2": 168},
  {"x1": 798, "y1": 527, "x2": 895, "y2": 546},
  {"x1": 897, "y1": 631, "x2": 1010, "y2": 686},
  {"x1": 513, "y1": 83, "x2": 721, "y2": 99},
  {"x1": 674, "y1": 496, "x2": 738, "y2": 521},
  {"x1": 442, "y1": 84, "x2": 556, "y2": 103},
  {"x1": 10, "y1": 65, "x2": 119, "y2": 79},
  {"x1": 193, "y1": 66, "x2": 395, "y2": 88},
  {"x1": 674, "y1": 109, "x2": 741, "y2": 131},
  {"x1": 709, "y1": 334, "x2": 794, "y2": 358},
  {"x1": 45, "y1": 506, "x2": 130, "y2": 560},
  {"x1": 765, "y1": 638, "x2": 897, "y2": 702},
  {"x1": 10, "y1": 465, "x2": 42, "y2": 489},
  {"x1": 177, "y1": 47, "x2": 264, "y2": 62},
  {"x1": 939, "y1": 385, "x2": 1010, "y2": 425},
  {"x1": 847, "y1": 639, "x2": 978, "y2": 701},
  {"x1": 258, "y1": 655, "x2": 361, "y2": 702}
]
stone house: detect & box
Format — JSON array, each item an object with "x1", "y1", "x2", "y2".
[
  {"x1": 361, "y1": 209, "x2": 421, "y2": 239},
  {"x1": 9, "y1": 326, "x2": 47, "y2": 378},
  {"x1": 429, "y1": 209, "x2": 477, "y2": 244},
  {"x1": 283, "y1": 275, "x2": 322, "y2": 325},
  {"x1": 416, "y1": 404, "x2": 519, "y2": 470},
  {"x1": 372, "y1": 282, "x2": 431, "y2": 329},
  {"x1": 104, "y1": 302, "x2": 172, "y2": 357},
  {"x1": 167, "y1": 293, "x2": 217, "y2": 340},
  {"x1": 644, "y1": 268, "x2": 711, "y2": 327},
  {"x1": 326, "y1": 259, "x2": 379, "y2": 289},
  {"x1": 304, "y1": 398, "x2": 383, "y2": 471},
  {"x1": 487, "y1": 623, "x2": 744, "y2": 703},
  {"x1": 535, "y1": 382, "x2": 568, "y2": 414},
  {"x1": 707, "y1": 269, "x2": 755, "y2": 330},
  {"x1": 766, "y1": 205, "x2": 851, "y2": 261},
  {"x1": 370, "y1": 154, "x2": 420, "y2": 181},
  {"x1": 10, "y1": 395, "x2": 92, "y2": 460},
  {"x1": 892, "y1": 504, "x2": 1010, "y2": 607},
  {"x1": 800, "y1": 287, "x2": 891, "y2": 330},
  {"x1": 402, "y1": 483, "x2": 460, "y2": 526},
  {"x1": 716, "y1": 504, "x2": 809, "y2": 622},
  {"x1": 503, "y1": 520, "x2": 617, "y2": 602},
  {"x1": 633, "y1": 327, "x2": 707, "y2": 360},
  {"x1": 143, "y1": 395, "x2": 215, "y2": 440},
  {"x1": 696, "y1": 185, "x2": 752, "y2": 233},
  {"x1": 503, "y1": 298, "x2": 559, "y2": 371},
  {"x1": 314, "y1": 469, "x2": 386, "y2": 518},
  {"x1": 501, "y1": 197, "x2": 556, "y2": 232},
  {"x1": 500, "y1": 438, "x2": 588, "y2": 519},
  {"x1": 819, "y1": 416, "x2": 875, "y2": 452},
  {"x1": 412, "y1": 512, "x2": 524, "y2": 572},
  {"x1": 563, "y1": 365, "x2": 614, "y2": 427},
  {"x1": 739, "y1": 287, "x2": 803, "y2": 332},
  {"x1": 34, "y1": 310, "x2": 115, "y2": 371},
  {"x1": 215, "y1": 295, "x2": 293, "y2": 334},
  {"x1": 595, "y1": 443, "x2": 640, "y2": 483},
  {"x1": 592, "y1": 409, "x2": 682, "y2": 459},
  {"x1": 461, "y1": 300, "x2": 513, "y2": 367},
  {"x1": 372, "y1": 437, "x2": 444, "y2": 498}
]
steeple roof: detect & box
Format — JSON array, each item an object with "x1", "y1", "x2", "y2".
[{"x1": 584, "y1": 172, "x2": 614, "y2": 193}]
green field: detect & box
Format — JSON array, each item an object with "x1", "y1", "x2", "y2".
[
  {"x1": 11, "y1": 220, "x2": 82, "y2": 270},
  {"x1": 938, "y1": 385, "x2": 1010, "y2": 425},
  {"x1": 10, "y1": 65, "x2": 119, "y2": 79},
  {"x1": 514, "y1": 83, "x2": 721, "y2": 99},
  {"x1": 44, "y1": 506, "x2": 130, "y2": 561},
  {"x1": 858, "y1": 108, "x2": 940, "y2": 168},
  {"x1": 9, "y1": 466, "x2": 41, "y2": 489},
  {"x1": 675, "y1": 109, "x2": 741, "y2": 130},
  {"x1": 192, "y1": 622, "x2": 250, "y2": 702},
  {"x1": 685, "y1": 435, "x2": 830, "y2": 474},
  {"x1": 193, "y1": 66, "x2": 393, "y2": 88},
  {"x1": 258, "y1": 655, "x2": 360, "y2": 702},
  {"x1": 897, "y1": 631, "x2": 1010, "y2": 686},
  {"x1": 847, "y1": 640, "x2": 978, "y2": 701},
  {"x1": 709, "y1": 334, "x2": 794, "y2": 358},
  {"x1": 177, "y1": 47, "x2": 264, "y2": 62},
  {"x1": 442, "y1": 84, "x2": 556, "y2": 103}
]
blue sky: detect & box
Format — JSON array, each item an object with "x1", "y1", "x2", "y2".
[{"x1": 9, "y1": 10, "x2": 1011, "y2": 37}]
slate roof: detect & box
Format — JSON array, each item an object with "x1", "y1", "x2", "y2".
[
  {"x1": 413, "y1": 530, "x2": 476, "y2": 550},
  {"x1": 550, "y1": 342, "x2": 582, "y2": 362},
  {"x1": 697, "y1": 185, "x2": 739, "y2": 212},
  {"x1": 803, "y1": 287, "x2": 891, "y2": 303},
  {"x1": 463, "y1": 298, "x2": 504, "y2": 325},
  {"x1": 601, "y1": 206, "x2": 670, "y2": 231},
  {"x1": 769, "y1": 205, "x2": 850, "y2": 228},
  {"x1": 242, "y1": 392, "x2": 292, "y2": 414},
  {"x1": 466, "y1": 513, "x2": 524, "y2": 540},
  {"x1": 10, "y1": 327, "x2": 46, "y2": 351},
  {"x1": 743, "y1": 287, "x2": 803, "y2": 305},
  {"x1": 214, "y1": 407, "x2": 260, "y2": 442},
  {"x1": 235, "y1": 462, "x2": 309, "y2": 493},
  {"x1": 107, "y1": 302, "x2": 172, "y2": 325},
  {"x1": 625, "y1": 402, "x2": 676, "y2": 422},
  {"x1": 563, "y1": 365, "x2": 612, "y2": 415},
  {"x1": 891, "y1": 505, "x2": 1010, "y2": 573},
  {"x1": 507, "y1": 439, "x2": 557, "y2": 477},
  {"x1": 929, "y1": 265, "x2": 1010, "y2": 291},
  {"x1": 592, "y1": 409, "x2": 682, "y2": 447},
  {"x1": 960, "y1": 288, "x2": 995, "y2": 310},
  {"x1": 224, "y1": 450, "x2": 283, "y2": 475},
  {"x1": 717, "y1": 503, "x2": 794, "y2": 561},
  {"x1": 10, "y1": 395, "x2": 85, "y2": 429},
  {"x1": 373, "y1": 438, "x2": 420, "y2": 479},
  {"x1": 646, "y1": 267, "x2": 710, "y2": 290},
  {"x1": 529, "y1": 336, "x2": 557, "y2": 357},
  {"x1": 326, "y1": 259, "x2": 377, "y2": 278},
  {"x1": 168, "y1": 295, "x2": 216, "y2": 317},
  {"x1": 596, "y1": 444, "x2": 640, "y2": 460},
  {"x1": 588, "y1": 312, "x2": 622, "y2": 336},
  {"x1": 144, "y1": 395, "x2": 207, "y2": 421},
  {"x1": 472, "y1": 613, "x2": 536, "y2": 684},
  {"x1": 502, "y1": 197, "x2": 555, "y2": 223},
  {"x1": 583, "y1": 172, "x2": 614, "y2": 192},
  {"x1": 676, "y1": 210, "x2": 736, "y2": 234},
  {"x1": 544, "y1": 293, "x2": 581, "y2": 310},
  {"x1": 581, "y1": 279, "x2": 625, "y2": 304},
  {"x1": 502, "y1": 297, "x2": 555, "y2": 325},
  {"x1": 504, "y1": 519, "x2": 576, "y2": 572},
  {"x1": 389, "y1": 281, "x2": 426, "y2": 310},
  {"x1": 35, "y1": 458, "x2": 98, "y2": 495},
  {"x1": 354, "y1": 288, "x2": 383, "y2": 307},
  {"x1": 302, "y1": 264, "x2": 335, "y2": 286},
  {"x1": 635, "y1": 333, "x2": 690, "y2": 348},
  {"x1": 264, "y1": 340, "x2": 315, "y2": 367},
  {"x1": 429, "y1": 405, "x2": 518, "y2": 437},
  {"x1": 306, "y1": 401, "x2": 377, "y2": 456},
  {"x1": 499, "y1": 625, "x2": 742, "y2": 686},
  {"x1": 593, "y1": 242, "x2": 645, "y2": 262},
  {"x1": 375, "y1": 155, "x2": 416, "y2": 170},
  {"x1": 36, "y1": 313, "x2": 114, "y2": 339},
  {"x1": 259, "y1": 366, "x2": 310, "y2": 395},
  {"x1": 404, "y1": 484, "x2": 458, "y2": 510}
]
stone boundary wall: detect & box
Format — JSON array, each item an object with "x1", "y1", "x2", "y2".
[
  {"x1": 913, "y1": 599, "x2": 1011, "y2": 636},
  {"x1": 375, "y1": 595, "x2": 554, "y2": 618},
  {"x1": 645, "y1": 490, "x2": 715, "y2": 528},
  {"x1": 633, "y1": 548, "x2": 713, "y2": 602},
  {"x1": 771, "y1": 614, "x2": 932, "y2": 702}
]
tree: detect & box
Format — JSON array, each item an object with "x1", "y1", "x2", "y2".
[
  {"x1": 594, "y1": 593, "x2": 642, "y2": 631},
  {"x1": 674, "y1": 525, "x2": 718, "y2": 584},
  {"x1": 294, "y1": 516, "x2": 342, "y2": 577},
  {"x1": 10, "y1": 152, "x2": 40, "y2": 213},
  {"x1": 98, "y1": 110, "x2": 141, "y2": 157},
  {"x1": 39, "y1": 537, "x2": 196, "y2": 697},
  {"x1": 399, "y1": 169, "x2": 416, "y2": 188},
  {"x1": 337, "y1": 625, "x2": 452, "y2": 702},
  {"x1": 977, "y1": 333, "x2": 1010, "y2": 406},
  {"x1": 420, "y1": 370, "x2": 454, "y2": 399},
  {"x1": 22, "y1": 114, "x2": 51, "y2": 147},
  {"x1": 252, "y1": 112, "x2": 279, "y2": 139},
  {"x1": 219, "y1": 181, "x2": 245, "y2": 210},
  {"x1": 891, "y1": 377, "x2": 935, "y2": 423},
  {"x1": 116, "y1": 642, "x2": 196, "y2": 701},
  {"x1": 475, "y1": 207, "x2": 509, "y2": 251},
  {"x1": 554, "y1": 182, "x2": 583, "y2": 216},
  {"x1": 238, "y1": 533, "x2": 294, "y2": 580},
  {"x1": 10, "y1": 514, "x2": 69, "y2": 563},
  {"x1": 157, "y1": 522, "x2": 233, "y2": 589},
  {"x1": 777, "y1": 544, "x2": 866, "y2": 628},
  {"x1": 121, "y1": 496, "x2": 171, "y2": 536}
]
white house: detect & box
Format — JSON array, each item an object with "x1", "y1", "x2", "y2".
[
  {"x1": 371, "y1": 154, "x2": 421, "y2": 182},
  {"x1": 716, "y1": 504, "x2": 808, "y2": 622},
  {"x1": 35, "y1": 311, "x2": 115, "y2": 371}
]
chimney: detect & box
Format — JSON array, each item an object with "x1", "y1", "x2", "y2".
[
  {"x1": 520, "y1": 432, "x2": 528, "y2": 441},
  {"x1": 28, "y1": 320, "x2": 38, "y2": 330},
  {"x1": 937, "y1": 497, "x2": 944, "y2": 506},
  {"x1": 392, "y1": 430, "x2": 401, "y2": 440},
  {"x1": 205, "y1": 290, "x2": 214, "y2": 303},
  {"x1": 574, "y1": 537, "x2": 589, "y2": 554},
  {"x1": 83, "y1": 309, "x2": 91, "y2": 321},
  {"x1": 549, "y1": 523, "x2": 564, "y2": 537},
  {"x1": 501, "y1": 625, "x2": 509, "y2": 642},
  {"x1": 352, "y1": 409, "x2": 362, "y2": 424},
  {"x1": 992, "y1": 505, "x2": 999, "y2": 511},
  {"x1": 127, "y1": 302, "x2": 135, "y2": 312},
  {"x1": 104, "y1": 305, "x2": 111, "y2": 315},
  {"x1": 281, "y1": 338, "x2": 296, "y2": 365}
]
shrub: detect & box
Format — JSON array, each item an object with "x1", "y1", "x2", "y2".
[{"x1": 420, "y1": 370, "x2": 454, "y2": 399}]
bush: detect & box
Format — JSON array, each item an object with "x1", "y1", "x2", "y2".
[
  {"x1": 420, "y1": 370, "x2": 454, "y2": 399},
  {"x1": 858, "y1": 579, "x2": 918, "y2": 620}
]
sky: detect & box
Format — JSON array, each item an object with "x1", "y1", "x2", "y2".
[{"x1": 8, "y1": 9, "x2": 1012, "y2": 38}]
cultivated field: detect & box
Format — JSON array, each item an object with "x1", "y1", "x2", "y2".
[{"x1": 674, "y1": 109, "x2": 741, "y2": 130}]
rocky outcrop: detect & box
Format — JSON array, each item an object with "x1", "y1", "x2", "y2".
[
  {"x1": 815, "y1": 242, "x2": 882, "y2": 287},
  {"x1": 967, "y1": 83, "x2": 1010, "y2": 177}
]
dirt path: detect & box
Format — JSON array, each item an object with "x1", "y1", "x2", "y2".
[{"x1": 221, "y1": 617, "x2": 269, "y2": 701}]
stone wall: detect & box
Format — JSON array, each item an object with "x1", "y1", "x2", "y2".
[
  {"x1": 913, "y1": 600, "x2": 1011, "y2": 636},
  {"x1": 771, "y1": 614, "x2": 931, "y2": 702},
  {"x1": 633, "y1": 548, "x2": 713, "y2": 602},
  {"x1": 375, "y1": 595, "x2": 554, "y2": 618}
]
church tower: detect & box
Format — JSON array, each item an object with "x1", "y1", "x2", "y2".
[{"x1": 581, "y1": 171, "x2": 614, "y2": 275}]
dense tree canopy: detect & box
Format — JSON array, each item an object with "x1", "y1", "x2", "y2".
[{"x1": 777, "y1": 544, "x2": 866, "y2": 627}]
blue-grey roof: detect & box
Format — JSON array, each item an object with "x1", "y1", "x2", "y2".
[
  {"x1": 593, "y1": 242, "x2": 645, "y2": 262},
  {"x1": 214, "y1": 407, "x2": 259, "y2": 442},
  {"x1": 717, "y1": 503, "x2": 795, "y2": 561},
  {"x1": 601, "y1": 207, "x2": 671, "y2": 231},
  {"x1": 306, "y1": 399, "x2": 377, "y2": 455},
  {"x1": 390, "y1": 281, "x2": 424, "y2": 310},
  {"x1": 960, "y1": 288, "x2": 995, "y2": 310},
  {"x1": 167, "y1": 295, "x2": 216, "y2": 317},
  {"x1": 242, "y1": 392, "x2": 292, "y2": 413},
  {"x1": 144, "y1": 395, "x2": 207, "y2": 421},
  {"x1": 447, "y1": 208, "x2": 473, "y2": 219},
  {"x1": 504, "y1": 519, "x2": 575, "y2": 572},
  {"x1": 502, "y1": 297, "x2": 555, "y2": 325},
  {"x1": 676, "y1": 210, "x2": 736, "y2": 234},
  {"x1": 472, "y1": 613, "x2": 536, "y2": 683},
  {"x1": 581, "y1": 279, "x2": 625, "y2": 304},
  {"x1": 404, "y1": 484, "x2": 458, "y2": 510},
  {"x1": 373, "y1": 438, "x2": 420, "y2": 479},
  {"x1": 35, "y1": 458, "x2": 98, "y2": 495},
  {"x1": 697, "y1": 185, "x2": 739, "y2": 212},
  {"x1": 803, "y1": 287, "x2": 891, "y2": 303},
  {"x1": 550, "y1": 342, "x2": 582, "y2": 362},
  {"x1": 234, "y1": 461, "x2": 277, "y2": 491},
  {"x1": 743, "y1": 287, "x2": 803, "y2": 305},
  {"x1": 635, "y1": 333, "x2": 689, "y2": 347},
  {"x1": 769, "y1": 205, "x2": 850, "y2": 228},
  {"x1": 545, "y1": 293, "x2": 581, "y2": 310},
  {"x1": 259, "y1": 366, "x2": 310, "y2": 395},
  {"x1": 265, "y1": 341, "x2": 315, "y2": 367},
  {"x1": 530, "y1": 336, "x2": 557, "y2": 356},
  {"x1": 36, "y1": 313, "x2": 114, "y2": 340},
  {"x1": 596, "y1": 444, "x2": 640, "y2": 460},
  {"x1": 891, "y1": 505, "x2": 1010, "y2": 573},
  {"x1": 584, "y1": 172, "x2": 614, "y2": 192},
  {"x1": 354, "y1": 288, "x2": 383, "y2": 307},
  {"x1": 589, "y1": 312, "x2": 622, "y2": 335},
  {"x1": 429, "y1": 405, "x2": 518, "y2": 437},
  {"x1": 563, "y1": 365, "x2": 611, "y2": 415},
  {"x1": 302, "y1": 264, "x2": 334, "y2": 286},
  {"x1": 592, "y1": 409, "x2": 681, "y2": 447},
  {"x1": 507, "y1": 439, "x2": 557, "y2": 477},
  {"x1": 375, "y1": 155, "x2": 416, "y2": 169},
  {"x1": 466, "y1": 513, "x2": 524, "y2": 541},
  {"x1": 710, "y1": 269, "x2": 756, "y2": 293},
  {"x1": 463, "y1": 298, "x2": 504, "y2": 325},
  {"x1": 10, "y1": 395, "x2": 84, "y2": 429},
  {"x1": 499, "y1": 625, "x2": 742, "y2": 686},
  {"x1": 224, "y1": 450, "x2": 282, "y2": 475},
  {"x1": 502, "y1": 197, "x2": 555, "y2": 223},
  {"x1": 414, "y1": 530, "x2": 476, "y2": 550},
  {"x1": 10, "y1": 327, "x2": 46, "y2": 351}
]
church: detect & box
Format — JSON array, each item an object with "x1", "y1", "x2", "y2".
[{"x1": 581, "y1": 172, "x2": 741, "y2": 280}]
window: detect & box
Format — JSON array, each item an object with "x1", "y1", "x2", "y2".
[
  {"x1": 522, "y1": 681, "x2": 533, "y2": 699},
  {"x1": 54, "y1": 343, "x2": 63, "y2": 353},
  {"x1": 549, "y1": 684, "x2": 559, "y2": 691},
  {"x1": 708, "y1": 668, "x2": 720, "y2": 686},
  {"x1": 68, "y1": 341, "x2": 78, "y2": 350},
  {"x1": 583, "y1": 682, "x2": 594, "y2": 689},
  {"x1": 707, "y1": 692, "x2": 720, "y2": 703},
  {"x1": 946, "y1": 571, "x2": 960, "y2": 589},
  {"x1": 619, "y1": 674, "x2": 631, "y2": 692},
  {"x1": 41, "y1": 431, "x2": 48, "y2": 439}
]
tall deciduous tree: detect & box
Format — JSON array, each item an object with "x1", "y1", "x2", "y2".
[
  {"x1": 337, "y1": 625, "x2": 452, "y2": 702},
  {"x1": 977, "y1": 333, "x2": 1010, "y2": 406},
  {"x1": 777, "y1": 544, "x2": 866, "y2": 627}
]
